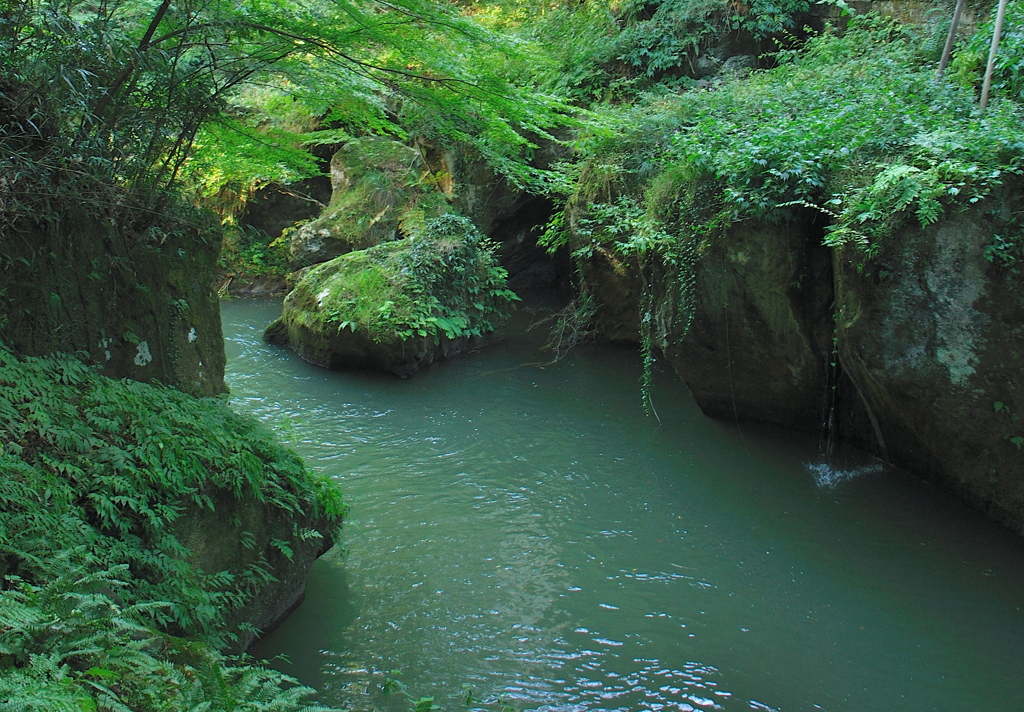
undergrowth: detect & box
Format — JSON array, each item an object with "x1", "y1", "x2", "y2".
[
  {"x1": 0, "y1": 344, "x2": 345, "y2": 710},
  {"x1": 541, "y1": 12, "x2": 1024, "y2": 412},
  {"x1": 556, "y1": 15, "x2": 1024, "y2": 262}
]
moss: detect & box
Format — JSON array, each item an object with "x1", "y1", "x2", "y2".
[
  {"x1": 0, "y1": 343, "x2": 344, "y2": 644},
  {"x1": 267, "y1": 214, "x2": 518, "y2": 376},
  {"x1": 288, "y1": 137, "x2": 453, "y2": 266},
  {"x1": 0, "y1": 205, "x2": 226, "y2": 397}
]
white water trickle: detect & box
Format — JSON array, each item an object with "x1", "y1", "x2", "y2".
[{"x1": 805, "y1": 461, "x2": 884, "y2": 489}]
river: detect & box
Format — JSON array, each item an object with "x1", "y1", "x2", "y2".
[{"x1": 222, "y1": 298, "x2": 1024, "y2": 712}]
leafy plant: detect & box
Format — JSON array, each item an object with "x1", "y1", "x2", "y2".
[
  {"x1": 950, "y1": 1, "x2": 1024, "y2": 101},
  {"x1": 0, "y1": 343, "x2": 346, "y2": 709},
  {"x1": 0, "y1": 343, "x2": 345, "y2": 644}
]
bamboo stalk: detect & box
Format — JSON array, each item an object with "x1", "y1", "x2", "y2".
[
  {"x1": 980, "y1": 0, "x2": 1010, "y2": 111},
  {"x1": 938, "y1": 0, "x2": 967, "y2": 76}
]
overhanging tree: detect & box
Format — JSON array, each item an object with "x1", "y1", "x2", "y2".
[{"x1": 0, "y1": 0, "x2": 567, "y2": 235}]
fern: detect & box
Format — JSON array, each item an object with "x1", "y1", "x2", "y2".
[{"x1": 0, "y1": 344, "x2": 347, "y2": 710}]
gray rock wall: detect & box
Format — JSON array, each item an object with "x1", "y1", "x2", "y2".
[
  {"x1": 580, "y1": 196, "x2": 1024, "y2": 534},
  {"x1": 835, "y1": 195, "x2": 1024, "y2": 534},
  {"x1": 0, "y1": 210, "x2": 225, "y2": 396}
]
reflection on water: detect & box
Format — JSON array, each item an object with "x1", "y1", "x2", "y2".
[{"x1": 223, "y1": 298, "x2": 1024, "y2": 712}]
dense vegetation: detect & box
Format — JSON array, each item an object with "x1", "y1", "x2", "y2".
[
  {"x1": 531, "y1": 8, "x2": 1024, "y2": 412},
  {"x1": 0, "y1": 343, "x2": 345, "y2": 710}
]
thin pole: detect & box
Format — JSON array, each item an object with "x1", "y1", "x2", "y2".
[
  {"x1": 980, "y1": 0, "x2": 1010, "y2": 110},
  {"x1": 938, "y1": 0, "x2": 967, "y2": 76}
]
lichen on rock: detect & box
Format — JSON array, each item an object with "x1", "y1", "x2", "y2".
[{"x1": 268, "y1": 214, "x2": 519, "y2": 377}]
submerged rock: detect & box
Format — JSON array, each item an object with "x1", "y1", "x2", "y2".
[{"x1": 267, "y1": 214, "x2": 518, "y2": 377}]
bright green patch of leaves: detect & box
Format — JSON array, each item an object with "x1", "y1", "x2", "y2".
[{"x1": 0, "y1": 344, "x2": 346, "y2": 708}]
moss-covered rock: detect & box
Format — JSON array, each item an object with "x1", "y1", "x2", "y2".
[
  {"x1": 288, "y1": 137, "x2": 452, "y2": 266},
  {"x1": 0, "y1": 207, "x2": 225, "y2": 397},
  {"x1": 834, "y1": 189, "x2": 1024, "y2": 535},
  {"x1": 267, "y1": 214, "x2": 517, "y2": 376},
  {"x1": 0, "y1": 344, "x2": 345, "y2": 652},
  {"x1": 659, "y1": 218, "x2": 836, "y2": 433}
]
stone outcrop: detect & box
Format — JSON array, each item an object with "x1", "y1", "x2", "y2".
[
  {"x1": 834, "y1": 193, "x2": 1024, "y2": 533},
  {"x1": 286, "y1": 136, "x2": 568, "y2": 293},
  {"x1": 288, "y1": 137, "x2": 451, "y2": 267},
  {"x1": 0, "y1": 209, "x2": 225, "y2": 396},
  {"x1": 660, "y1": 218, "x2": 836, "y2": 434},
  {"x1": 580, "y1": 195, "x2": 1024, "y2": 534},
  {"x1": 174, "y1": 485, "x2": 335, "y2": 652},
  {"x1": 268, "y1": 215, "x2": 514, "y2": 377}
]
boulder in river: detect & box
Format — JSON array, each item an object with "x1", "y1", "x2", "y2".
[
  {"x1": 288, "y1": 137, "x2": 451, "y2": 267},
  {"x1": 267, "y1": 214, "x2": 518, "y2": 377}
]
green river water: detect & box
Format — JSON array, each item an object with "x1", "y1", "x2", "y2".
[{"x1": 223, "y1": 298, "x2": 1024, "y2": 712}]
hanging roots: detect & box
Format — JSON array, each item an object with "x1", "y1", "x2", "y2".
[{"x1": 527, "y1": 294, "x2": 599, "y2": 365}]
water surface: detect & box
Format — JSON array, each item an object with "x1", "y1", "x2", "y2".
[{"x1": 223, "y1": 299, "x2": 1024, "y2": 712}]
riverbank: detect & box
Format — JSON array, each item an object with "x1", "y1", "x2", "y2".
[{"x1": 0, "y1": 342, "x2": 345, "y2": 709}]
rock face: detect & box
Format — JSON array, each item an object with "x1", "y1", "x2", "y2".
[
  {"x1": 0, "y1": 209, "x2": 225, "y2": 396},
  {"x1": 268, "y1": 215, "x2": 515, "y2": 377},
  {"x1": 834, "y1": 194, "x2": 1024, "y2": 534},
  {"x1": 174, "y1": 485, "x2": 335, "y2": 652},
  {"x1": 288, "y1": 138, "x2": 451, "y2": 267},
  {"x1": 578, "y1": 216, "x2": 835, "y2": 432},
  {"x1": 579, "y1": 194, "x2": 1024, "y2": 534},
  {"x1": 660, "y1": 218, "x2": 836, "y2": 433}
]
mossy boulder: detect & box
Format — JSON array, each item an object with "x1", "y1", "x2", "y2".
[
  {"x1": 0, "y1": 344, "x2": 345, "y2": 653},
  {"x1": 267, "y1": 214, "x2": 518, "y2": 377},
  {"x1": 834, "y1": 189, "x2": 1024, "y2": 535},
  {"x1": 0, "y1": 207, "x2": 225, "y2": 396},
  {"x1": 288, "y1": 137, "x2": 452, "y2": 267}
]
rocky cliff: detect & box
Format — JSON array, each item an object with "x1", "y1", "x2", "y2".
[{"x1": 580, "y1": 191, "x2": 1024, "y2": 535}]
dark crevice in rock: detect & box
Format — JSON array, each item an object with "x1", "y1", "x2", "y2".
[{"x1": 488, "y1": 195, "x2": 572, "y2": 299}]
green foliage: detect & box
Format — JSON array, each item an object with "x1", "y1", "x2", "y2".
[
  {"x1": 0, "y1": 344, "x2": 344, "y2": 644},
  {"x1": 184, "y1": 118, "x2": 324, "y2": 209},
  {"x1": 0, "y1": 0, "x2": 570, "y2": 246},
  {"x1": 950, "y1": 1, "x2": 1024, "y2": 101},
  {"x1": 612, "y1": 0, "x2": 810, "y2": 78},
  {"x1": 0, "y1": 566, "x2": 341, "y2": 711},
  {"x1": 219, "y1": 226, "x2": 293, "y2": 281},
  {"x1": 0, "y1": 344, "x2": 346, "y2": 708},
  {"x1": 299, "y1": 214, "x2": 519, "y2": 343},
  {"x1": 475, "y1": 0, "x2": 812, "y2": 102},
  {"x1": 554, "y1": 15, "x2": 1024, "y2": 263}
]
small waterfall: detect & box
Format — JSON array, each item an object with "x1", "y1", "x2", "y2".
[
  {"x1": 806, "y1": 461, "x2": 884, "y2": 489},
  {"x1": 817, "y1": 336, "x2": 841, "y2": 457}
]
